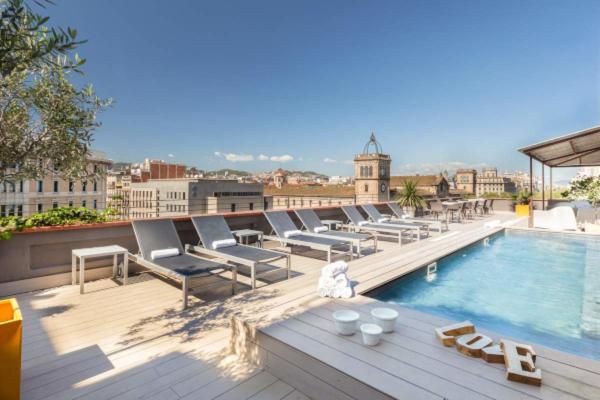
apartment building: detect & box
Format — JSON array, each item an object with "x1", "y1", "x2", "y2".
[
  {"x1": 129, "y1": 178, "x2": 264, "y2": 219},
  {"x1": 264, "y1": 185, "x2": 355, "y2": 210},
  {"x1": 454, "y1": 167, "x2": 517, "y2": 196},
  {"x1": 106, "y1": 159, "x2": 188, "y2": 219},
  {"x1": 0, "y1": 151, "x2": 111, "y2": 217}
]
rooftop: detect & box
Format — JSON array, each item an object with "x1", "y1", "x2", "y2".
[
  {"x1": 2, "y1": 204, "x2": 599, "y2": 399},
  {"x1": 264, "y1": 184, "x2": 355, "y2": 197}
]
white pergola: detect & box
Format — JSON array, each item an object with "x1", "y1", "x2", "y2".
[{"x1": 518, "y1": 125, "x2": 600, "y2": 209}]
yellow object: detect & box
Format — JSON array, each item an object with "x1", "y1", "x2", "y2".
[
  {"x1": 0, "y1": 298, "x2": 22, "y2": 400},
  {"x1": 515, "y1": 204, "x2": 530, "y2": 217}
]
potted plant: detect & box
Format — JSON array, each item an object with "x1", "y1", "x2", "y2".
[
  {"x1": 514, "y1": 191, "x2": 531, "y2": 217},
  {"x1": 395, "y1": 180, "x2": 425, "y2": 217}
]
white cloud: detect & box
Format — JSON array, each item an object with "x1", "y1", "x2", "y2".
[
  {"x1": 342, "y1": 160, "x2": 354, "y2": 165},
  {"x1": 168, "y1": 153, "x2": 174, "y2": 158},
  {"x1": 214, "y1": 151, "x2": 254, "y2": 162},
  {"x1": 270, "y1": 154, "x2": 294, "y2": 163},
  {"x1": 257, "y1": 154, "x2": 269, "y2": 161},
  {"x1": 323, "y1": 158, "x2": 337, "y2": 163}
]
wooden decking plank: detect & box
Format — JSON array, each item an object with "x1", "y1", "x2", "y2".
[
  {"x1": 315, "y1": 301, "x2": 585, "y2": 400},
  {"x1": 245, "y1": 380, "x2": 295, "y2": 400},
  {"x1": 262, "y1": 322, "x2": 444, "y2": 399},
  {"x1": 275, "y1": 316, "x2": 488, "y2": 400}
]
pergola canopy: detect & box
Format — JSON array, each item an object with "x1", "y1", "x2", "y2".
[{"x1": 518, "y1": 125, "x2": 600, "y2": 168}]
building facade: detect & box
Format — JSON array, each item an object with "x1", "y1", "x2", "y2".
[
  {"x1": 129, "y1": 179, "x2": 264, "y2": 219},
  {"x1": 354, "y1": 133, "x2": 391, "y2": 204},
  {"x1": 475, "y1": 167, "x2": 516, "y2": 196},
  {"x1": 0, "y1": 151, "x2": 111, "y2": 217},
  {"x1": 264, "y1": 185, "x2": 355, "y2": 210},
  {"x1": 453, "y1": 167, "x2": 518, "y2": 196},
  {"x1": 455, "y1": 169, "x2": 477, "y2": 194},
  {"x1": 390, "y1": 174, "x2": 449, "y2": 197}
]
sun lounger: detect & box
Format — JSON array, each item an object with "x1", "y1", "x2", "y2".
[
  {"x1": 131, "y1": 219, "x2": 237, "y2": 309},
  {"x1": 189, "y1": 215, "x2": 290, "y2": 289},
  {"x1": 341, "y1": 205, "x2": 411, "y2": 245},
  {"x1": 533, "y1": 206, "x2": 578, "y2": 231},
  {"x1": 361, "y1": 204, "x2": 427, "y2": 240},
  {"x1": 294, "y1": 208, "x2": 377, "y2": 256},
  {"x1": 385, "y1": 202, "x2": 445, "y2": 233},
  {"x1": 263, "y1": 210, "x2": 352, "y2": 263}
]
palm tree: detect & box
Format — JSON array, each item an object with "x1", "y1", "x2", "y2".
[{"x1": 394, "y1": 179, "x2": 425, "y2": 217}]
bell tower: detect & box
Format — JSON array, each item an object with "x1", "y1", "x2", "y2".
[{"x1": 354, "y1": 133, "x2": 391, "y2": 204}]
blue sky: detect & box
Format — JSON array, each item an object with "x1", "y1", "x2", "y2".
[{"x1": 48, "y1": 1, "x2": 599, "y2": 179}]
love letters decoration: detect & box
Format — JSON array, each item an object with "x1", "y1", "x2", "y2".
[{"x1": 435, "y1": 321, "x2": 542, "y2": 386}]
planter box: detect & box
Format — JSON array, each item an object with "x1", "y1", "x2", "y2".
[
  {"x1": 0, "y1": 298, "x2": 22, "y2": 400},
  {"x1": 515, "y1": 204, "x2": 530, "y2": 217}
]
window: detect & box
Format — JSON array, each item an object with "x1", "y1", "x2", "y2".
[
  {"x1": 68, "y1": 200, "x2": 73, "y2": 207},
  {"x1": 249, "y1": 202, "x2": 254, "y2": 211},
  {"x1": 52, "y1": 201, "x2": 58, "y2": 209},
  {"x1": 231, "y1": 203, "x2": 236, "y2": 212},
  {"x1": 182, "y1": 192, "x2": 186, "y2": 200},
  {"x1": 37, "y1": 180, "x2": 43, "y2": 192},
  {"x1": 18, "y1": 181, "x2": 23, "y2": 192},
  {"x1": 81, "y1": 200, "x2": 86, "y2": 208},
  {"x1": 53, "y1": 180, "x2": 59, "y2": 193},
  {"x1": 17, "y1": 205, "x2": 22, "y2": 216},
  {"x1": 69, "y1": 181, "x2": 74, "y2": 192},
  {"x1": 37, "y1": 203, "x2": 43, "y2": 213},
  {"x1": 8, "y1": 205, "x2": 15, "y2": 216},
  {"x1": 93, "y1": 200, "x2": 97, "y2": 209},
  {"x1": 0, "y1": 205, "x2": 5, "y2": 217},
  {"x1": 82, "y1": 181, "x2": 87, "y2": 192},
  {"x1": 364, "y1": 184, "x2": 369, "y2": 192},
  {"x1": 93, "y1": 180, "x2": 97, "y2": 192}
]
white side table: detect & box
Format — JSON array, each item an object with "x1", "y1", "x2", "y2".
[
  {"x1": 231, "y1": 229, "x2": 264, "y2": 247},
  {"x1": 321, "y1": 219, "x2": 343, "y2": 230},
  {"x1": 72, "y1": 245, "x2": 129, "y2": 294}
]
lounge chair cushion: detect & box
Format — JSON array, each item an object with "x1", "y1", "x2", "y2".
[
  {"x1": 212, "y1": 238, "x2": 237, "y2": 250},
  {"x1": 152, "y1": 254, "x2": 229, "y2": 277},
  {"x1": 151, "y1": 248, "x2": 180, "y2": 260},
  {"x1": 378, "y1": 217, "x2": 390, "y2": 223},
  {"x1": 216, "y1": 245, "x2": 285, "y2": 262},
  {"x1": 314, "y1": 226, "x2": 328, "y2": 233}
]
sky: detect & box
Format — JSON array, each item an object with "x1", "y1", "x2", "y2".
[{"x1": 47, "y1": 0, "x2": 600, "y2": 180}]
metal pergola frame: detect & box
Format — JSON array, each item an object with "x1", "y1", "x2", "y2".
[{"x1": 518, "y1": 125, "x2": 600, "y2": 210}]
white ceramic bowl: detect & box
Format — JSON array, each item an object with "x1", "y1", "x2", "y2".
[
  {"x1": 332, "y1": 310, "x2": 359, "y2": 335},
  {"x1": 360, "y1": 323, "x2": 383, "y2": 346},
  {"x1": 370, "y1": 307, "x2": 399, "y2": 333}
]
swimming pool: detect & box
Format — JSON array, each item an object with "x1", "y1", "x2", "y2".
[{"x1": 369, "y1": 230, "x2": 600, "y2": 360}]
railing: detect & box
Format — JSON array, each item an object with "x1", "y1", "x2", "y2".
[{"x1": 0, "y1": 204, "x2": 354, "y2": 296}]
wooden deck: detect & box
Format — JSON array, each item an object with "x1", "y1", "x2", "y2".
[{"x1": 11, "y1": 213, "x2": 600, "y2": 399}]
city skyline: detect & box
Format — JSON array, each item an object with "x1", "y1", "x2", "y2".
[{"x1": 48, "y1": 0, "x2": 599, "y2": 180}]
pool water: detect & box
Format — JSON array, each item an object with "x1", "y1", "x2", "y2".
[{"x1": 369, "y1": 230, "x2": 600, "y2": 360}]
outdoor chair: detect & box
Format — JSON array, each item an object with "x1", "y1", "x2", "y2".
[
  {"x1": 131, "y1": 219, "x2": 237, "y2": 309},
  {"x1": 263, "y1": 210, "x2": 352, "y2": 263},
  {"x1": 294, "y1": 208, "x2": 377, "y2": 257},
  {"x1": 190, "y1": 215, "x2": 290, "y2": 290}
]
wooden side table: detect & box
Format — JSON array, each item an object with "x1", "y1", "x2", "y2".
[{"x1": 72, "y1": 245, "x2": 129, "y2": 294}]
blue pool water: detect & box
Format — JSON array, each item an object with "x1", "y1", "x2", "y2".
[{"x1": 370, "y1": 230, "x2": 600, "y2": 360}]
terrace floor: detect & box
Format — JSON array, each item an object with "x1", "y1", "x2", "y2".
[{"x1": 13, "y1": 213, "x2": 600, "y2": 399}]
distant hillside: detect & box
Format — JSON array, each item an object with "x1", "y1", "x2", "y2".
[
  {"x1": 284, "y1": 170, "x2": 328, "y2": 178},
  {"x1": 109, "y1": 161, "x2": 131, "y2": 171},
  {"x1": 205, "y1": 168, "x2": 252, "y2": 177}
]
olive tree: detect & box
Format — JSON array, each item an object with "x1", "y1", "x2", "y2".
[{"x1": 0, "y1": 0, "x2": 111, "y2": 182}]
